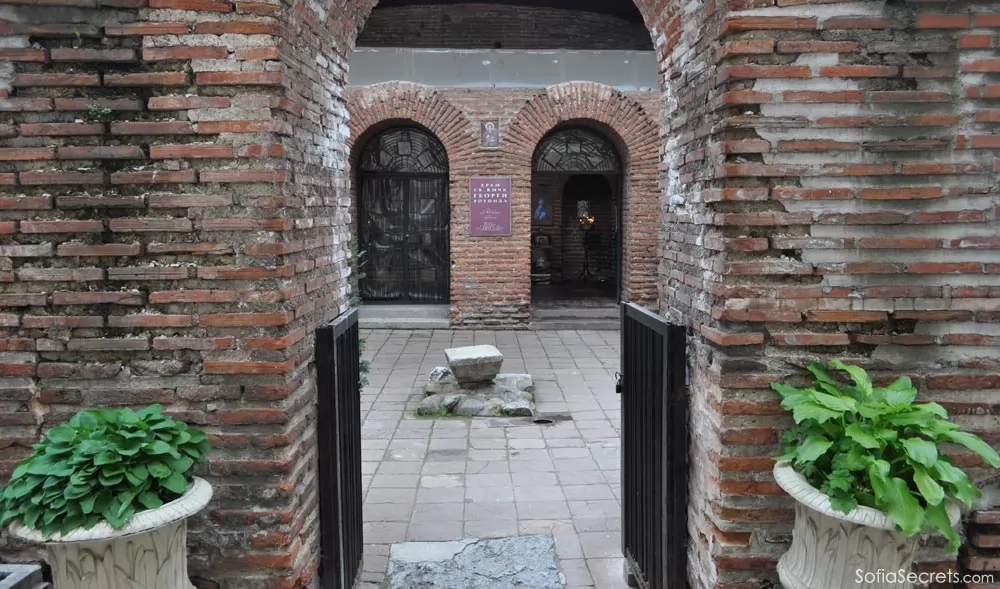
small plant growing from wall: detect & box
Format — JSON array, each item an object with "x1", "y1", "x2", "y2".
[
  {"x1": 85, "y1": 103, "x2": 113, "y2": 123},
  {"x1": 349, "y1": 236, "x2": 371, "y2": 388}
]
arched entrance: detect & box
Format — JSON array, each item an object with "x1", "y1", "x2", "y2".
[
  {"x1": 356, "y1": 126, "x2": 450, "y2": 303},
  {"x1": 530, "y1": 126, "x2": 622, "y2": 307}
]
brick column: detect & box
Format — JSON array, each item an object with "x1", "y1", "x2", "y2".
[
  {"x1": 0, "y1": 1, "x2": 352, "y2": 586},
  {"x1": 656, "y1": 0, "x2": 1000, "y2": 587}
]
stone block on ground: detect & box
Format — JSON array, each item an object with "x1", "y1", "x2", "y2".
[
  {"x1": 425, "y1": 366, "x2": 459, "y2": 395},
  {"x1": 454, "y1": 396, "x2": 485, "y2": 417},
  {"x1": 501, "y1": 400, "x2": 533, "y2": 417},
  {"x1": 444, "y1": 345, "x2": 503, "y2": 386},
  {"x1": 386, "y1": 535, "x2": 562, "y2": 589},
  {"x1": 418, "y1": 394, "x2": 444, "y2": 416},
  {"x1": 494, "y1": 373, "x2": 533, "y2": 392},
  {"x1": 0, "y1": 564, "x2": 44, "y2": 589}
]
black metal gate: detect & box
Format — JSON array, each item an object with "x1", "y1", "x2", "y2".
[
  {"x1": 620, "y1": 303, "x2": 688, "y2": 589},
  {"x1": 358, "y1": 127, "x2": 450, "y2": 303},
  {"x1": 315, "y1": 308, "x2": 363, "y2": 589}
]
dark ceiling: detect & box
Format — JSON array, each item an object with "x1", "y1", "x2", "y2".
[{"x1": 373, "y1": 0, "x2": 644, "y2": 23}]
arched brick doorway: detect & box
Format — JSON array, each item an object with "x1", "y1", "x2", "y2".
[
  {"x1": 505, "y1": 82, "x2": 661, "y2": 312},
  {"x1": 530, "y1": 126, "x2": 624, "y2": 307},
  {"x1": 355, "y1": 126, "x2": 451, "y2": 303}
]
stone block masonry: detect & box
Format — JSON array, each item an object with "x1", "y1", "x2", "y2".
[{"x1": 0, "y1": 1, "x2": 998, "y2": 589}]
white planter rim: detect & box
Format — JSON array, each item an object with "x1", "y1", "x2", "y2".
[
  {"x1": 773, "y1": 461, "x2": 959, "y2": 532},
  {"x1": 8, "y1": 476, "x2": 211, "y2": 544}
]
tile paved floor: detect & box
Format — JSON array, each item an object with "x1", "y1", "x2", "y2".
[{"x1": 357, "y1": 329, "x2": 627, "y2": 589}]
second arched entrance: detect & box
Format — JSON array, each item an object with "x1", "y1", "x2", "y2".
[{"x1": 530, "y1": 126, "x2": 622, "y2": 308}]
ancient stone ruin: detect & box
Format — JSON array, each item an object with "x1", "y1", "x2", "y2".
[{"x1": 418, "y1": 345, "x2": 535, "y2": 417}]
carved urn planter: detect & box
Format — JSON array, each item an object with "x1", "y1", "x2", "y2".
[
  {"x1": 9, "y1": 477, "x2": 212, "y2": 589},
  {"x1": 773, "y1": 462, "x2": 958, "y2": 589}
]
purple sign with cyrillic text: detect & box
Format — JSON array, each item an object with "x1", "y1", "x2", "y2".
[{"x1": 469, "y1": 177, "x2": 512, "y2": 236}]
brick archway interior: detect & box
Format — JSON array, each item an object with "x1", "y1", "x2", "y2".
[{"x1": 505, "y1": 83, "x2": 660, "y2": 308}]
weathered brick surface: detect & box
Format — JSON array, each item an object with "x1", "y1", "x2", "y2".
[
  {"x1": 0, "y1": 1, "x2": 334, "y2": 587},
  {"x1": 357, "y1": 3, "x2": 653, "y2": 50},
  {"x1": 660, "y1": 1, "x2": 1000, "y2": 587}
]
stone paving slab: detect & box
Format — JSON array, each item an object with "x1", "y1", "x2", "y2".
[
  {"x1": 358, "y1": 329, "x2": 626, "y2": 589},
  {"x1": 385, "y1": 535, "x2": 562, "y2": 589}
]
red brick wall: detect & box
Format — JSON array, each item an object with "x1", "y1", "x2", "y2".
[
  {"x1": 346, "y1": 82, "x2": 661, "y2": 324},
  {"x1": 357, "y1": 3, "x2": 652, "y2": 50},
  {"x1": 0, "y1": 2, "x2": 344, "y2": 587},
  {"x1": 653, "y1": 0, "x2": 1000, "y2": 587}
]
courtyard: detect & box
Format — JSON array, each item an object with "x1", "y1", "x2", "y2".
[{"x1": 356, "y1": 329, "x2": 625, "y2": 588}]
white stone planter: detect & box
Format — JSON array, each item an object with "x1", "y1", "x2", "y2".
[
  {"x1": 773, "y1": 462, "x2": 958, "y2": 589},
  {"x1": 9, "y1": 477, "x2": 212, "y2": 589}
]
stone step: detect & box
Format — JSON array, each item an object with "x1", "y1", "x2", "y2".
[
  {"x1": 359, "y1": 304, "x2": 450, "y2": 330},
  {"x1": 531, "y1": 306, "x2": 619, "y2": 320},
  {"x1": 530, "y1": 318, "x2": 620, "y2": 331}
]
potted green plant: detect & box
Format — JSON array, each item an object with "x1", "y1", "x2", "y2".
[
  {"x1": 0, "y1": 405, "x2": 212, "y2": 589},
  {"x1": 772, "y1": 361, "x2": 1000, "y2": 589}
]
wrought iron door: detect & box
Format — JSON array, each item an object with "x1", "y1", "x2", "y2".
[{"x1": 358, "y1": 128, "x2": 450, "y2": 303}]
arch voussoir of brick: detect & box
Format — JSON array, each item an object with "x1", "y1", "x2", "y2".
[
  {"x1": 346, "y1": 81, "x2": 478, "y2": 164},
  {"x1": 505, "y1": 81, "x2": 661, "y2": 306}
]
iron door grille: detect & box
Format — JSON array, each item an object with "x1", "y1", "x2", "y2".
[
  {"x1": 315, "y1": 308, "x2": 363, "y2": 589},
  {"x1": 358, "y1": 127, "x2": 450, "y2": 303},
  {"x1": 621, "y1": 303, "x2": 688, "y2": 589}
]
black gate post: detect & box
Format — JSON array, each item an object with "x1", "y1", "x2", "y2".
[
  {"x1": 315, "y1": 308, "x2": 363, "y2": 589},
  {"x1": 620, "y1": 303, "x2": 688, "y2": 589}
]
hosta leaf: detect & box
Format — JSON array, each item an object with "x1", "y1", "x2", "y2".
[
  {"x1": 148, "y1": 440, "x2": 180, "y2": 459},
  {"x1": 925, "y1": 502, "x2": 960, "y2": 554},
  {"x1": 98, "y1": 471, "x2": 124, "y2": 486},
  {"x1": 807, "y1": 361, "x2": 837, "y2": 386},
  {"x1": 944, "y1": 431, "x2": 1000, "y2": 468},
  {"x1": 792, "y1": 402, "x2": 841, "y2": 424},
  {"x1": 118, "y1": 438, "x2": 144, "y2": 457},
  {"x1": 884, "y1": 477, "x2": 924, "y2": 536},
  {"x1": 130, "y1": 464, "x2": 149, "y2": 481},
  {"x1": 857, "y1": 403, "x2": 888, "y2": 420},
  {"x1": 148, "y1": 461, "x2": 171, "y2": 479},
  {"x1": 796, "y1": 436, "x2": 833, "y2": 462},
  {"x1": 59, "y1": 513, "x2": 85, "y2": 536},
  {"x1": 845, "y1": 424, "x2": 879, "y2": 449},
  {"x1": 917, "y1": 402, "x2": 948, "y2": 418},
  {"x1": 64, "y1": 485, "x2": 90, "y2": 500},
  {"x1": 161, "y1": 472, "x2": 189, "y2": 495},
  {"x1": 812, "y1": 392, "x2": 856, "y2": 413},
  {"x1": 138, "y1": 492, "x2": 163, "y2": 511},
  {"x1": 772, "y1": 383, "x2": 805, "y2": 398},
  {"x1": 47, "y1": 424, "x2": 77, "y2": 444},
  {"x1": 902, "y1": 438, "x2": 938, "y2": 468},
  {"x1": 933, "y1": 459, "x2": 967, "y2": 485},
  {"x1": 168, "y1": 456, "x2": 194, "y2": 474},
  {"x1": 913, "y1": 466, "x2": 945, "y2": 506},
  {"x1": 80, "y1": 493, "x2": 97, "y2": 515},
  {"x1": 830, "y1": 361, "x2": 873, "y2": 396},
  {"x1": 880, "y1": 377, "x2": 917, "y2": 406},
  {"x1": 94, "y1": 452, "x2": 119, "y2": 466}
]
